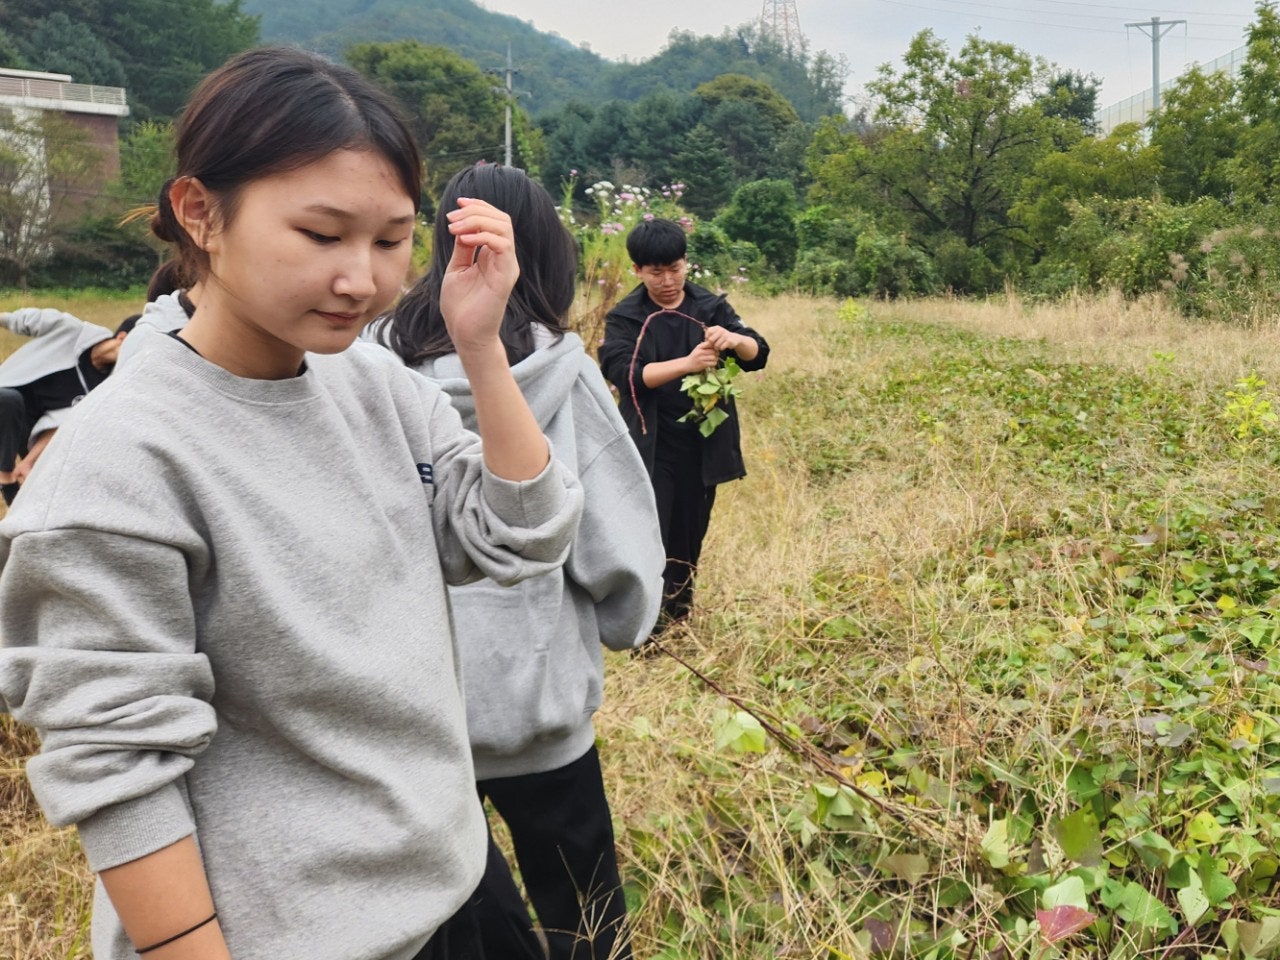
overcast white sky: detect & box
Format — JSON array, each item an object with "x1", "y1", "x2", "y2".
[{"x1": 478, "y1": 0, "x2": 1261, "y2": 109}]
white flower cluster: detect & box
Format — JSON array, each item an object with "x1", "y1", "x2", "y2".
[{"x1": 585, "y1": 181, "x2": 655, "y2": 217}]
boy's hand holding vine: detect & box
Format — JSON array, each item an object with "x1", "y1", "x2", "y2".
[
  {"x1": 685, "y1": 341, "x2": 720, "y2": 373},
  {"x1": 703, "y1": 325, "x2": 759, "y2": 361}
]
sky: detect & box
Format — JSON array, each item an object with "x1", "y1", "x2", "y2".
[{"x1": 477, "y1": 0, "x2": 1262, "y2": 110}]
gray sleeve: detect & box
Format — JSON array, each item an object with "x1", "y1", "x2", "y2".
[
  {"x1": 0, "y1": 528, "x2": 216, "y2": 871},
  {"x1": 569, "y1": 432, "x2": 664, "y2": 651},
  {"x1": 423, "y1": 389, "x2": 584, "y2": 587},
  {"x1": 2, "y1": 307, "x2": 71, "y2": 339}
]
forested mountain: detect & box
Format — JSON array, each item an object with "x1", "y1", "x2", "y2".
[
  {"x1": 2, "y1": 0, "x2": 844, "y2": 131},
  {"x1": 239, "y1": 0, "x2": 845, "y2": 121},
  {"x1": 242, "y1": 0, "x2": 605, "y2": 117}
]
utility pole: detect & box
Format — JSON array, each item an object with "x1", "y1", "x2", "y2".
[
  {"x1": 492, "y1": 44, "x2": 530, "y2": 167},
  {"x1": 502, "y1": 44, "x2": 515, "y2": 167},
  {"x1": 1126, "y1": 16, "x2": 1186, "y2": 114}
]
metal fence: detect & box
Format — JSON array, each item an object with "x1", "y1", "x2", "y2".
[
  {"x1": 1094, "y1": 43, "x2": 1248, "y2": 135},
  {"x1": 0, "y1": 75, "x2": 127, "y2": 110}
]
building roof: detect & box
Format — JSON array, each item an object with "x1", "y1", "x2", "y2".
[{"x1": 0, "y1": 67, "x2": 129, "y2": 118}]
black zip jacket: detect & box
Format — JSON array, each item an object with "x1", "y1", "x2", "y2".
[{"x1": 599, "y1": 281, "x2": 770, "y2": 486}]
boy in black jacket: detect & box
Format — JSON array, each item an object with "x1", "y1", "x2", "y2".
[
  {"x1": 0, "y1": 308, "x2": 137, "y2": 503},
  {"x1": 600, "y1": 218, "x2": 770, "y2": 626}
]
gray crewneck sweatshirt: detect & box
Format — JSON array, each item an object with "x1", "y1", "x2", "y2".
[
  {"x1": 0, "y1": 334, "x2": 583, "y2": 960},
  {"x1": 412, "y1": 330, "x2": 663, "y2": 779}
]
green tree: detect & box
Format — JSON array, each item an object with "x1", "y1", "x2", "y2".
[
  {"x1": 1150, "y1": 67, "x2": 1242, "y2": 203},
  {"x1": 538, "y1": 101, "x2": 596, "y2": 186},
  {"x1": 1012, "y1": 122, "x2": 1161, "y2": 252},
  {"x1": 810, "y1": 31, "x2": 1073, "y2": 291},
  {"x1": 109, "y1": 120, "x2": 176, "y2": 262},
  {"x1": 694, "y1": 73, "x2": 800, "y2": 130},
  {"x1": 1, "y1": 0, "x2": 259, "y2": 120},
  {"x1": 716, "y1": 178, "x2": 797, "y2": 272},
  {"x1": 703, "y1": 98, "x2": 783, "y2": 184},
  {"x1": 348, "y1": 40, "x2": 530, "y2": 200},
  {"x1": 607, "y1": 24, "x2": 843, "y2": 123},
  {"x1": 25, "y1": 13, "x2": 125, "y2": 87},
  {"x1": 1037, "y1": 70, "x2": 1100, "y2": 138},
  {"x1": 0, "y1": 111, "x2": 103, "y2": 290},
  {"x1": 116, "y1": 121, "x2": 174, "y2": 208},
  {"x1": 0, "y1": 28, "x2": 28, "y2": 68},
  {"x1": 670, "y1": 124, "x2": 734, "y2": 218},
  {"x1": 623, "y1": 91, "x2": 699, "y2": 186},
  {"x1": 1226, "y1": 2, "x2": 1280, "y2": 204},
  {"x1": 579, "y1": 101, "x2": 632, "y2": 182},
  {"x1": 101, "y1": 0, "x2": 258, "y2": 121},
  {"x1": 695, "y1": 73, "x2": 809, "y2": 186}
]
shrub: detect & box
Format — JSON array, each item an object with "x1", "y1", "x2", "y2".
[
  {"x1": 716, "y1": 179, "x2": 798, "y2": 274},
  {"x1": 1049, "y1": 196, "x2": 1226, "y2": 297},
  {"x1": 6, "y1": 215, "x2": 157, "y2": 290},
  {"x1": 932, "y1": 235, "x2": 1004, "y2": 294},
  {"x1": 1170, "y1": 221, "x2": 1280, "y2": 326},
  {"x1": 792, "y1": 249, "x2": 860, "y2": 298},
  {"x1": 852, "y1": 228, "x2": 939, "y2": 298}
]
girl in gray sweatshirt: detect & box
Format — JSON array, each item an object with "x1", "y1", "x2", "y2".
[
  {"x1": 380, "y1": 163, "x2": 664, "y2": 960},
  {"x1": 0, "y1": 48, "x2": 581, "y2": 960}
]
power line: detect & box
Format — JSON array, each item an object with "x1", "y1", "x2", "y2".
[
  {"x1": 867, "y1": 0, "x2": 1127, "y2": 33},
  {"x1": 867, "y1": 0, "x2": 1248, "y2": 38},
  {"x1": 885, "y1": 0, "x2": 1225, "y2": 25},
  {"x1": 986, "y1": 0, "x2": 1250, "y2": 16}
]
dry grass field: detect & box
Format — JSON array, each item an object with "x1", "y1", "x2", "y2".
[{"x1": 3, "y1": 290, "x2": 1279, "y2": 959}]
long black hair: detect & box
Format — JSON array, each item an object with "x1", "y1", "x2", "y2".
[{"x1": 386, "y1": 164, "x2": 577, "y2": 367}]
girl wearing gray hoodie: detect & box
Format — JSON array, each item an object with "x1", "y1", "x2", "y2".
[{"x1": 381, "y1": 163, "x2": 664, "y2": 960}]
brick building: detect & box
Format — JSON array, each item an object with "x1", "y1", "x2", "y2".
[{"x1": 0, "y1": 66, "x2": 129, "y2": 220}]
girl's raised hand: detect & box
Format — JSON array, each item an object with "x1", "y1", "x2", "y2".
[{"x1": 440, "y1": 197, "x2": 521, "y2": 355}]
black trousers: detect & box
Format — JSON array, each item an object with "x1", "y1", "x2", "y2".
[
  {"x1": 651, "y1": 444, "x2": 716, "y2": 622},
  {"x1": 420, "y1": 746, "x2": 631, "y2": 960}
]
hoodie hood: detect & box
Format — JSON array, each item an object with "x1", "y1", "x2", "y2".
[
  {"x1": 116, "y1": 292, "x2": 194, "y2": 369},
  {"x1": 414, "y1": 328, "x2": 583, "y2": 432}
]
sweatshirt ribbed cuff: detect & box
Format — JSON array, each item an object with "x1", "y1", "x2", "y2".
[
  {"x1": 76, "y1": 782, "x2": 196, "y2": 872},
  {"x1": 480, "y1": 443, "x2": 569, "y2": 527}
]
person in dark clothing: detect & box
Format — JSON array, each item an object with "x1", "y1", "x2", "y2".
[
  {"x1": 599, "y1": 218, "x2": 770, "y2": 626},
  {"x1": 0, "y1": 309, "x2": 137, "y2": 503}
]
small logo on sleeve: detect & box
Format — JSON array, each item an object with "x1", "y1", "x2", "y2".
[{"x1": 416, "y1": 462, "x2": 434, "y2": 485}]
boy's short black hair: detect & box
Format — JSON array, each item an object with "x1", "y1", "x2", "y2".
[
  {"x1": 116, "y1": 314, "x2": 141, "y2": 336},
  {"x1": 626, "y1": 218, "x2": 687, "y2": 267}
]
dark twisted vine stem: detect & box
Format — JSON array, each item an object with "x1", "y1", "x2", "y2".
[
  {"x1": 626, "y1": 307, "x2": 708, "y2": 435},
  {"x1": 652, "y1": 637, "x2": 956, "y2": 845}
]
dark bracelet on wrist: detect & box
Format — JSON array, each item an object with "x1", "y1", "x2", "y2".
[{"x1": 136, "y1": 912, "x2": 219, "y2": 954}]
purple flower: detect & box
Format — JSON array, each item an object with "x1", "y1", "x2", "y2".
[
  {"x1": 643, "y1": 213, "x2": 654, "y2": 221},
  {"x1": 570, "y1": 168, "x2": 578, "y2": 176}
]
